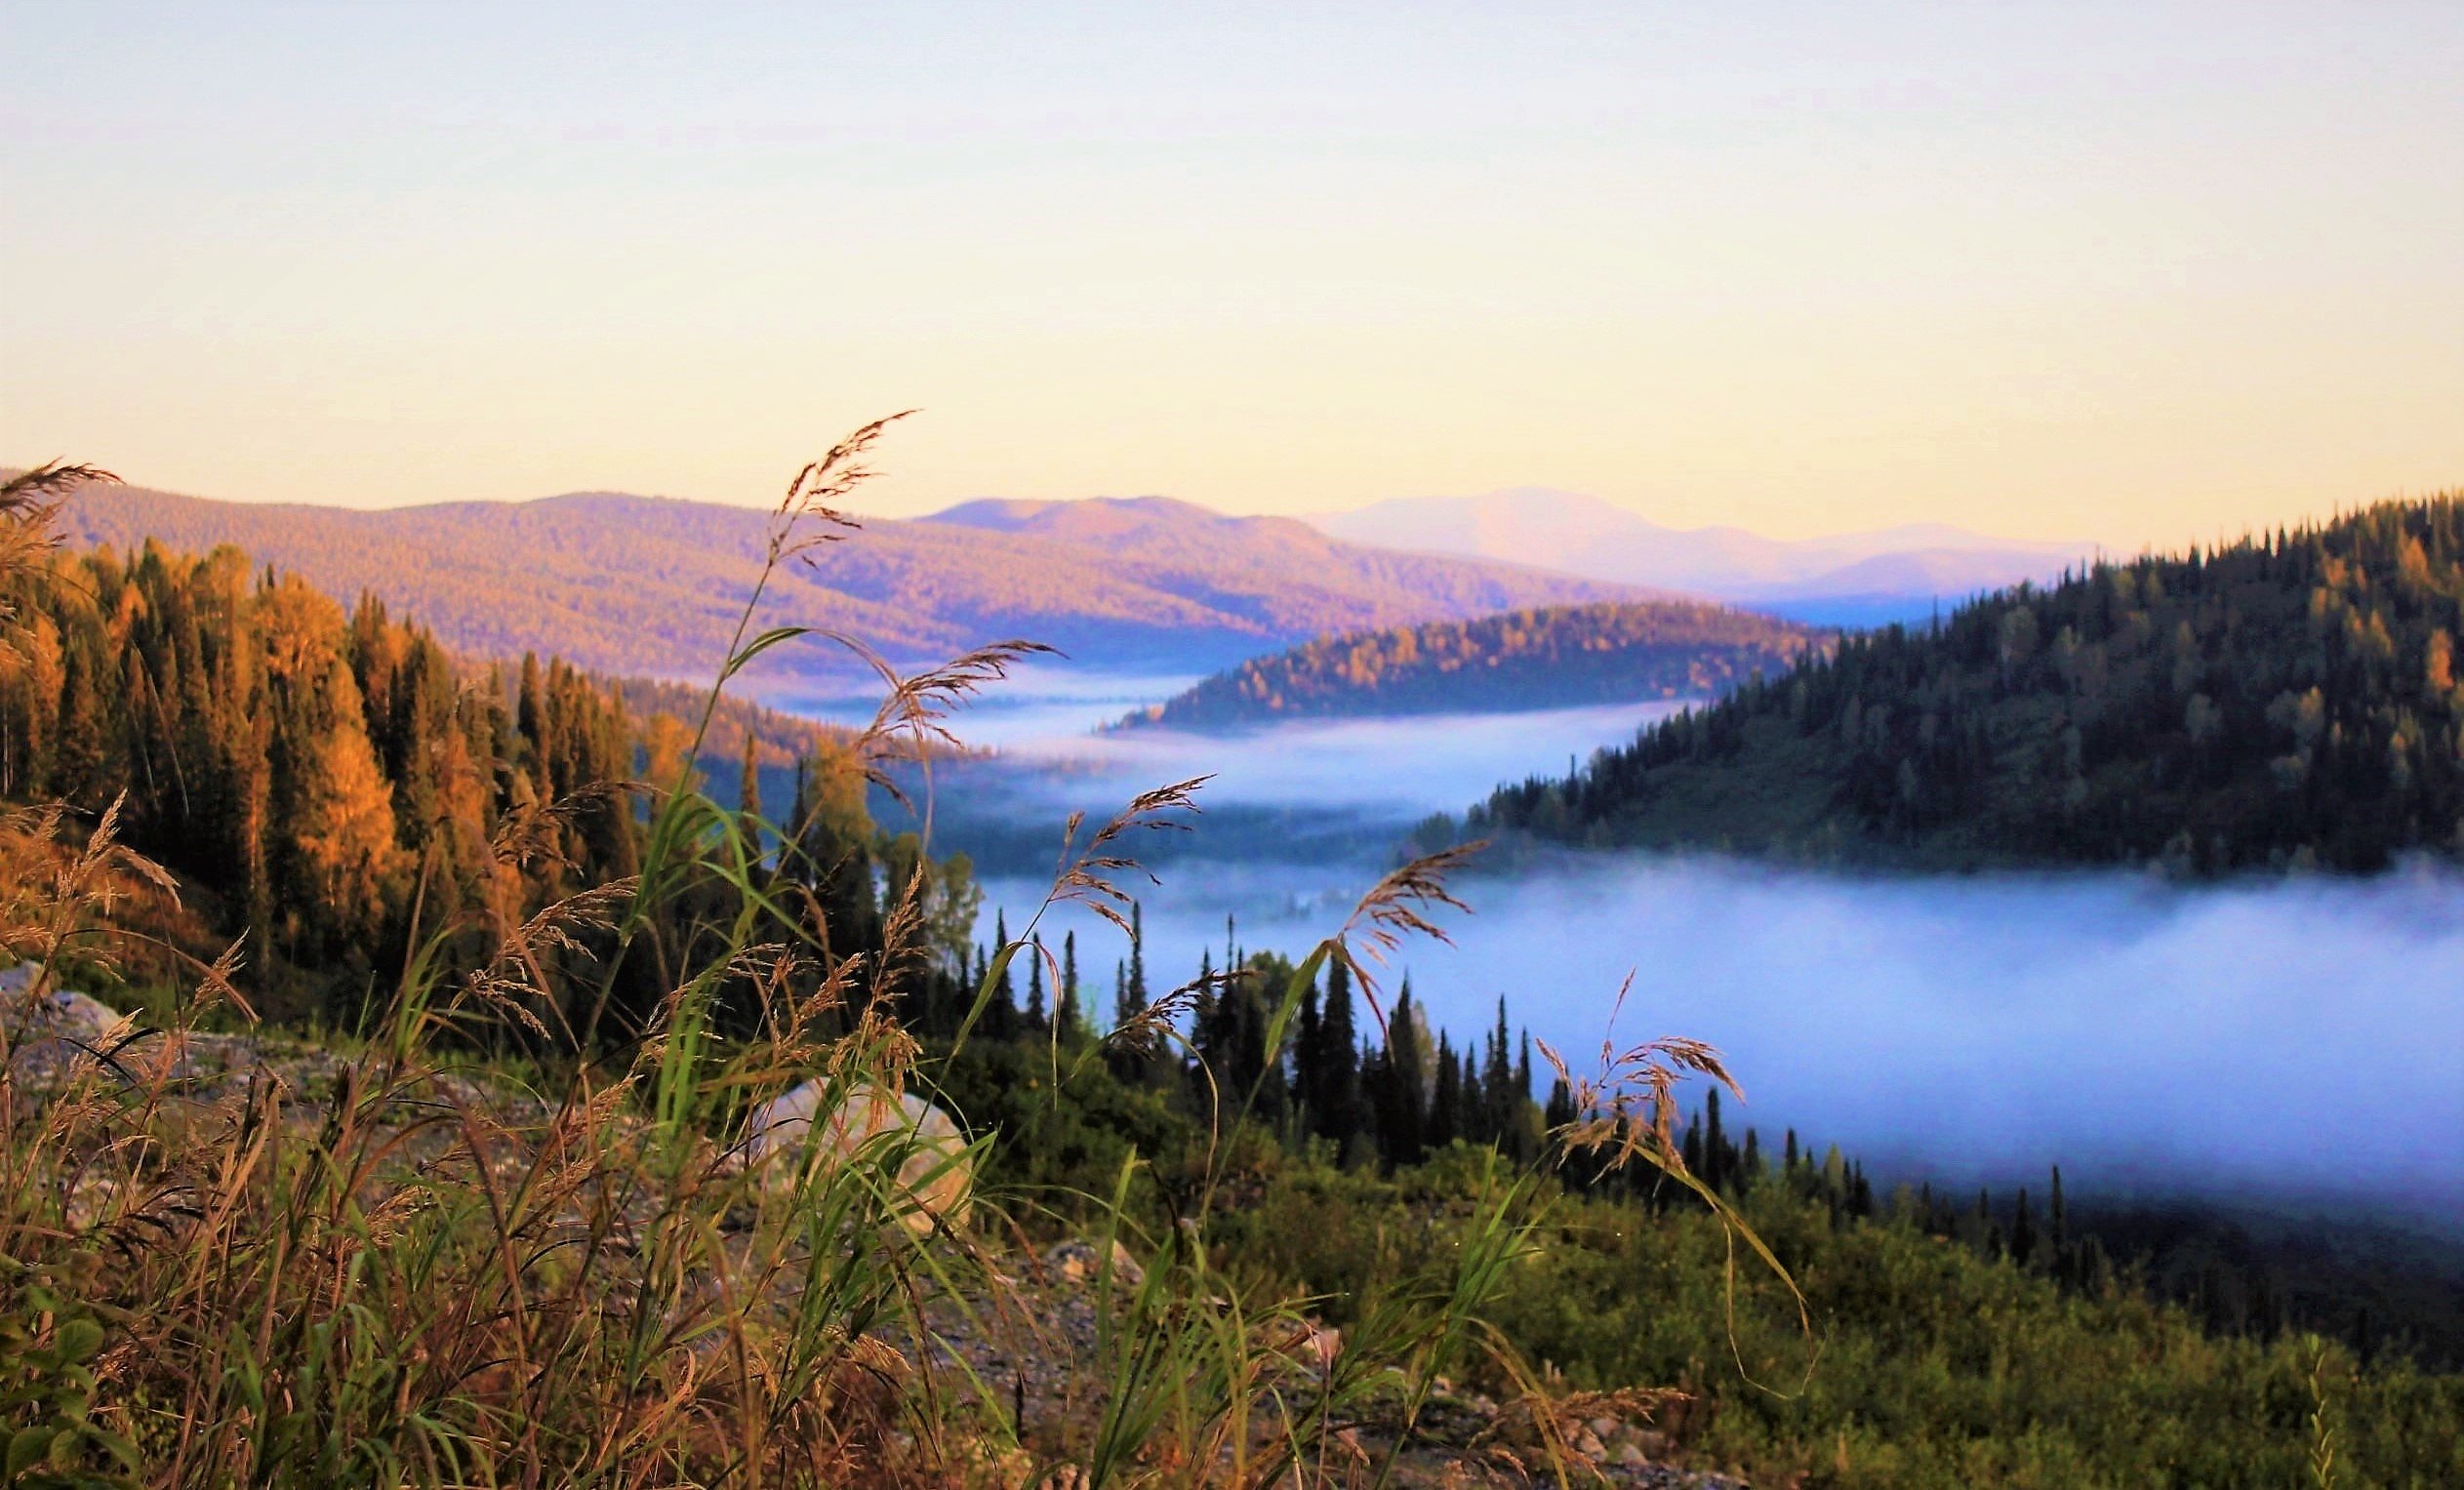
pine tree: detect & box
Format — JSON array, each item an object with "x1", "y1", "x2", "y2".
[
  {"x1": 1430, "y1": 1032, "x2": 1461, "y2": 1149},
  {"x1": 1026, "y1": 933, "x2": 1047, "y2": 1027},
  {"x1": 1128, "y1": 901, "x2": 1148, "y2": 1004},
  {"x1": 1316, "y1": 957, "x2": 1365, "y2": 1152},
  {"x1": 1480, "y1": 997, "x2": 1514, "y2": 1144},
  {"x1": 1704, "y1": 1087, "x2": 1726, "y2": 1191},
  {"x1": 1374, "y1": 984, "x2": 1428, "y2": 1167},
  {"x1": 1544, "y1": 1077, "x2": 1575, "y2": 1131},
  {"x1": 1059, "y1": 929, "x2": 1081, "y2": 1038},
  {"x1": 1293, "y1": 974, "x2": 1324, "y2": 1119},
  {"x1": 990, "y1": 911, "x2": 1017, "y2": 1039},
  {"x1": 2049, "y1": 1164, "x2": 2068, "y2": 1262}
]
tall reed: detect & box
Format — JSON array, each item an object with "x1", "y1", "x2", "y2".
[{"x1": 0, "y1": 432, "x2": 1778, "y2": 1487}]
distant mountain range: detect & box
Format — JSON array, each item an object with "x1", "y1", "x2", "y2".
[
  {"x1": 55, "y1": 483, "x2": 1636, "y2": 685},
  {"x1": 1311, "y1": 488, "x2": 2097, "y2": 626}
]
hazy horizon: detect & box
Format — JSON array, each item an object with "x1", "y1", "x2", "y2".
[{"x1": 38, "y1": 468, "x2": 2117, "y2": 552}]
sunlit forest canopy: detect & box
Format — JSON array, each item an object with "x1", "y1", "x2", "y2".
[
  {"x1": 1122, "y1": 601, "x2": 1826, "y2": 730},
  {"x1": 1465, "y1": 495, "x2": 2464, "y2": 873},
  {"x1": 0, "y1": 537, "x2": 951, "y2": 1028}
]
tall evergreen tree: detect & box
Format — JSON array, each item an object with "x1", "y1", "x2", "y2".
[
  {"x1": 1373, "y1": 983, "x2": 1428, "y2": 1167},
  {"x1": 1025, "y1": 932, "x2": 1047, "y2": 1027},
  {"x1": 1430, "y1": 1032, "x2": 1462, "y2": 1149},
  {"x1": 1059, "y1": 929, "x2": 1081, "y2": 1038}
]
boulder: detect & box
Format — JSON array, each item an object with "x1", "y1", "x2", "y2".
[
  {"x1": 1041, "y1": 1237, "x2": 1145, "y2": 1289},
  {"x1": 1, "y1": 965, "x2": 137, "y2": 1077},
  {"x1": 740, "y1": 1078, "x2": 971, "y2": 1232}
]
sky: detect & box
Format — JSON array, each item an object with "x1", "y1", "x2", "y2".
[{"x1": 3, "y1": 2, "x2": 2459, "y2": 550}]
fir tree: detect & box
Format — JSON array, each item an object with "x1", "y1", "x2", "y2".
[
  {"x1": 1430, "y1": 1032, "x2": 1462, "y2": 1149},
  {"x1": 1026, "y1": 932, "x2": 1047, "y2": 1027},
  {"x1": 1058, "y1": 930, "x2": 1082, "y2": 1038}
]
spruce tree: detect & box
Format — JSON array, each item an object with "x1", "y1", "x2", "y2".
[
  {"x1": 1026, "y1": 933, "x2": 1047, "y2": 1027},
  {"x1": 1128, "y1": 901, "x2": 1148, "y2": 1004},
  {"x1": 1059, "y1": 930, "x2": 1081, "y2": 1038},
  {"x1": 1375, "y1": 984, "x2": 1428, "y2": 1167},
  {"x1": 1704, "y1": 1087, "x2": 1726, "y2": 1191},
  {"x1": 990, "y1": 911, "x2": 1017, "y2": 1039},
  {"x1": 1480, "y1": 997, "x2": 1514, "y2": 1144},
  {"x1": 1430, "y1": 1032, "x2": 1461, "y2": 1149},
  {"x1": 1293, "y1": 975, "x2": 1324, "y2": 1119},
  {"x1": 1318, "y1": 957, "x2": 1365, "y2": 1151},
  {"x1": 2049, "y1": 1165, "x2": 2068, "y2": 1261}
]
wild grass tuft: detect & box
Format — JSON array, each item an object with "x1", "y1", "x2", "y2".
[{"x1": 0, "y1": 428, "x2": 1780, "y2": 1487}]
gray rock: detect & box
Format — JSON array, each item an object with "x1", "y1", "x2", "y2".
[
  {"x1": 740, "y1": 1078, "x2": 972, "y2": 1232},
  {"x1": 1042, "y1": 1237, "x2": 1145, "y2": 1289},
  {"x1": 1, "y1": 965, "x2": 139, "y2": 1077}
]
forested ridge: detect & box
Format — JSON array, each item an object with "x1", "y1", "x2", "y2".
[
  {"x1": 0, "y1": 535, "x2": 988, "y2": 1030},
  {"x1": 51, "y1": 478, "x2": 1635, "y2": 682},
  {"x1": 6, "y1": 474, "x2": 2460, "y2": 1485},
  {"x1": 1464, "y1": 495, "x2": 2464, "y2": 872},
  {"x1": 1122, "y1": 601, "x2": 1822, "y2": 730}
]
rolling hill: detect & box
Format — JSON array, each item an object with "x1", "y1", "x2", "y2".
[
  {"x1": 1454, "y1": 495, "x2": 2464, "y2": 873},
  {"x1": 1118, "y1": 601, "x2": 1825, "y2": 731},
  {"x1": 53, "y1": 481, "x2": 1639, "y2": 685},
  {"x1": 1313, "y1": 487, "x2": 2094, "y2": 625}
]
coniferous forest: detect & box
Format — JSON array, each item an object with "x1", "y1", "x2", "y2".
[
  {"x1": 1464, "y1": 497, "x2": 2464, "y2": 872},
  {"x1": 14, "y1": 10, "x2": 2464, "y2": 1484},
  {"x1": 1121, "y1": 602, "x2": 1822, "y2": 730},
  {"x1": 9, "y1": 497, "x2": 2459, "y2": 1484}
]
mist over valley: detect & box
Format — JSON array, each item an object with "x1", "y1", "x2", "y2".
[{"x1": 813, "y1": 668, "x2": 2464, "y2": 1229}]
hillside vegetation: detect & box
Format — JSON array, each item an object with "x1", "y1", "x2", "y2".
[
  {"x1": 56, "y1": 481, "x2": 1636, "y2": 684},
  {"x1": 1461, "y1": 496, "x2": 2464, "y2": 873},
  {"x1": 8, "y1": 458, "x2": 2459, "y2": 1486},
  {"x1": 1120, "y1": 602, "x2": 1822, "y2": 730}
]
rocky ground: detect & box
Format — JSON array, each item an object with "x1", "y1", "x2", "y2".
[
  {"x1": 4, "y1": 967, "x2": 1746, "y2": 1487},
  {"x1": 921, "y1": 1237, "x2": 1745, "y2": 1488}
]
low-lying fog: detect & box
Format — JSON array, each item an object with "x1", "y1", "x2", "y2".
[
  {"x1": 788, "y1": 667, "x2": 2464, "y2": 1227},
  {"x1": 980, "y1": 856, "x2": 2464, "y2": 1227},
  {"x1": 771, "y1": 664, "x2": 1689, "y2": 813}
]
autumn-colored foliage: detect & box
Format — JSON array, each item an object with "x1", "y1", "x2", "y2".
[{"x1": 1125, "y1": 601, "x2": 1824, "y2": 730}]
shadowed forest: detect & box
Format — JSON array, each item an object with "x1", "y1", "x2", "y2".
[{"x1": 1466, "y1": 497, "x2": 2464, "y2": 873}]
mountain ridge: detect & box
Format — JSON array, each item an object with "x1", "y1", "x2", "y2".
[
  {"x1": 51, "y1": 480, "x2": 1641, "y2": 686},
  {"x1": 1116, "y1": 600, "x2": 1826, "y2": 732},
  {"x1": 1454, "y1": 493, "x2": 2464, "y2": 874},
  {"x1": 1311, "y1": 487, "x2": 2096, "y2": 622}
]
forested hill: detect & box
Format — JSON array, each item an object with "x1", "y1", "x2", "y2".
[
  {"x1": 1462, "y1": 496, "x2": 2464, "y2": 873},
  {"x1": 0, "y1": 536, "x2": 910, "y2": 1016},
  {"x1": 53, "y1": 481, "x2": 1636, "y2": 683},
  {"x1": 1120, "y1": 601, "x2": 1824, "y2": 730}
]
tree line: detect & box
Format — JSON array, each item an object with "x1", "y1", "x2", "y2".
[
  {"x1": 0, "y1": 536, "x2": 989, "y2": 1037},
  {"x1": 1123, "y1": 600, "x2": 1822, "y2": 730},
  {"x1": 1465, "y1": 495, "x2": 2464, "y2": 871}
]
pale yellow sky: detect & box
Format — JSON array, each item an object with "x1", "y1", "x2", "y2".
[{"x1": 4, "y1": 4, "x2": 2458, "y2": 551}]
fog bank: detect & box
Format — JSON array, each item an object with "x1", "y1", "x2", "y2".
[
  {"x1": 784, "y1": 665, "x2": 2464, "y2": 1227},
  {"x1": 978, "y1": 856, "x2": 2464, "y2": 1227}
]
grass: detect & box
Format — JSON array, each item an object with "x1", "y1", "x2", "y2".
[{"x1": 0, "y1": 438, "x2": 1766, "y2": 1487}]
